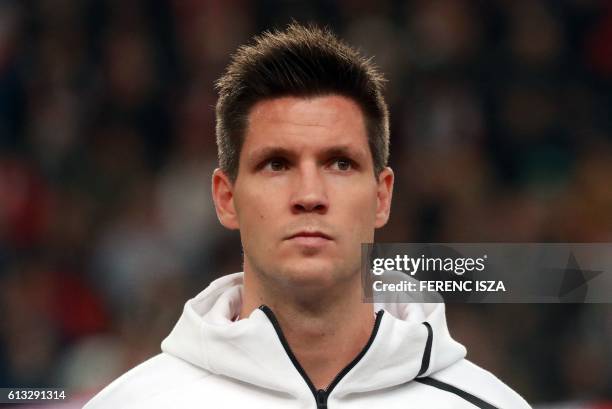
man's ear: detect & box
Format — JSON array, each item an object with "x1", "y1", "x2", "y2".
[
  {"x1": 212, "y1": 168, "x2": 240, "y2": 230},
  {"x1": 375, "y1": 167, "x2": 394, "y2": 228}
]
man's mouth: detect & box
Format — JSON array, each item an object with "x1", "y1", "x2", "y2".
[
  {"x1": 287, "y1": 231, "x2": 332, "y2": 240},
  {"x1": 285, "y1": 230, "x2": 332, "y2": 247}
]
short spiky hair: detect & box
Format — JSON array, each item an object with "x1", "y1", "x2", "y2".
[{"x1": 215, "y1": 23, "x2": 389, "y2": 181}]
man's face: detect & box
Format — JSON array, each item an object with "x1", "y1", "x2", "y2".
[{"x1": 213, "y1": 95, "x2": 393, "y2": 290}]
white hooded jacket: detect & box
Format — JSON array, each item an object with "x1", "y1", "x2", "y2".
[{"x1": 84, "y1": 273, "x2": 531, "y2": 408}]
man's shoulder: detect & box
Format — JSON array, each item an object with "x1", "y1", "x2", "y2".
[
  {"x1": 423, "y1": 359, "x2": 531, "y2": 409},
  {"x1": 84, "y1": 353, "x2": 212, "y2": 409}
]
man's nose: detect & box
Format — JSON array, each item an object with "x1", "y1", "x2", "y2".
[{"x1": 290, "y1": 164, "x2": 329, "y2": 214}]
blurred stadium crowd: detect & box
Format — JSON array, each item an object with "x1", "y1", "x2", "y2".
[{"x1": 0, "y1": 0, "x2": 611, "y2": 406}]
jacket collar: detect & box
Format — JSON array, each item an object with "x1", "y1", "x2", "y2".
[{"x1": 161, "y1": 272, "x2": 466, "y2": 400}]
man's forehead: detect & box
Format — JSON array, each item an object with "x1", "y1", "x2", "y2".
[
  {"x1": 246, "y1": 94, "x2": 366, "y2": 128},
  {"x1": 242, "y1": 95, "x2": 370, "y2": 159}
]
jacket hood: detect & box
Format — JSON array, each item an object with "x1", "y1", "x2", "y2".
[{"x1": 161, "y1": 272, "x2": 466, "y2": 400}]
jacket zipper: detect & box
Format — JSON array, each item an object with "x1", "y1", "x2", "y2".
[{"x1": 259, "y1": 305, "x2": 384, "y2": 409}]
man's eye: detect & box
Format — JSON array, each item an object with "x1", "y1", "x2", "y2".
[
  {"x1": 264, "y1": 158, "x2": 288, "y2": 171},
  {"x1": 330, "y1": 157, "x2": 353, "y2": 171}
]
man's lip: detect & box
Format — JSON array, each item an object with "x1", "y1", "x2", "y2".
[{"x1": 286, "y1": 231, "x2": 332, "y2": 240}]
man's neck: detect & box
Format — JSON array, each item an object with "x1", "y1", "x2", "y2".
[{"x1": 239, "y1": 270, "x2": 375, "y2": 390}]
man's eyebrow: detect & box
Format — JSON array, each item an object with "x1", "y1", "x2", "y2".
[
  {"x1": 324, "y1": 145, "x2": 368, "y2": 159},
  {"x1": 247, "y1": 147, "x2": 295, "y2": 163},
  {"x1": 247, "y1": 145, "x2": 368, "y2": 163}
]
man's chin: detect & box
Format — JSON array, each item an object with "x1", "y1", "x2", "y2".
[{"x1": 275, "y1": 260, "x2": 352, "y2": 289}]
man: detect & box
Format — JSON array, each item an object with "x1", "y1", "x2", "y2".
[{"x1": 85, "y1": 24, "x2": 530, "y2": 408}]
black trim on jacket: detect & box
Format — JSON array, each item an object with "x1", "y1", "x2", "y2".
[
  {"x1": 260, "y1": 305, "x2": 384, "y2": 409},
  {"x1": 416, "y1": 322, "x2": 433, "y2": 377},
  {"x1": 415, "y1": 377, "x2": 499, "y2": 409}
]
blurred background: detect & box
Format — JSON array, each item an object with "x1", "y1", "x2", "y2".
[{"x1": 0, "y1": 0, "x2": 611, "y2": 407}]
